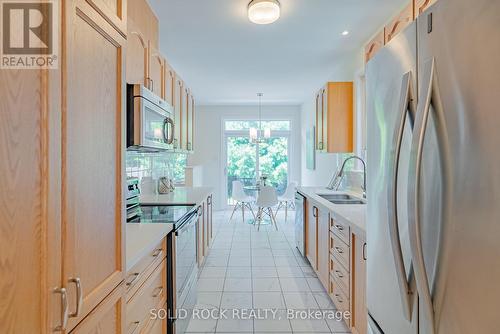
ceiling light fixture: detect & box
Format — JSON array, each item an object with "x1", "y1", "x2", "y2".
[
  {"x1": 342, "y1": 30, "x2": 349, "y2": 36},
  {"x1": 248, "y1": 0, "x2": 281, "y2": 25},
  {"x1": 250, "y1": 93, "x2": 271, "y2": 144}
]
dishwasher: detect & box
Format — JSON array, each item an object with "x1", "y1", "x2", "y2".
[{"x1": 295, "y1": 192, "x2": 306, "y2": 256}]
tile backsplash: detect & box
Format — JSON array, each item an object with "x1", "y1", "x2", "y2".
[{"x1": 126, "y1": 151, "x2": 187, "y2": 184}]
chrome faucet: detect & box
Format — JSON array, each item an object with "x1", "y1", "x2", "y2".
[{"x1": 326, "y1": 155, "x2": 367, "y2": 198}]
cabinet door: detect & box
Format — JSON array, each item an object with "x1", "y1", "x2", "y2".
[
  {"x1": 126, "y1": 21, "x2": 148, "y2": 86},
  {"x1": 414, "y1": 0, "x2": 437, "y2": 17},
  {"x1": 164, "y1": 62, "x2": 175, "y2": 107},
  {"x1": 173, "y1": 77, "x2": 184, "y2": 149},
  {"x1": 317, "y1": 208, "x2": 330, "y2": 289},
  {"x1": 180, "y1": 87, "x2": 190, "y2": 151},
  {"x1": 196, "y1": 205, "x2": 204, "y2": 266},
  {"x1": 186, "y1": 94, "x2": 195, "y2": 152},
  {"x1": 315, "y1": 91, "x2": 324, "y2": 151},
  {"x1": 65, "y1": 0, "x2": 125, "y2": 330},
  {"x1": 306, "y1": 202, "x2": 318, "y2": 269},
  {"x1": 70, "y1": 284, "x2": 125, "y2": 334},
  {"x1": 149, "y1": 47, "x2": 164, "y2": 98},
  {"x1": 321, "y1": 87, "x2": 329, "y2": 153},
  {"x1": 351, "y1": 234, "x2": 367, "y2": 334}
]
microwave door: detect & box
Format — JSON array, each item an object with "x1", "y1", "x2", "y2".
[{"x1": 139, "y1": 97, "x2": 173, "y2": 150}]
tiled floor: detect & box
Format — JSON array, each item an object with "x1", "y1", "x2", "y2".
[{"x1": 183, "y1": 208, "x2": 351, "y2": 333}]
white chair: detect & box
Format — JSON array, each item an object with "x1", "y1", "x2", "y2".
[
  {"x1": 255, "y1": 185, "x2": 278, "y2": 231},
  {"x1": 276, "y1": 181, "x2": 298, "y2": 221},
  {"x1": 230, "y1": 180, "x2": 256, "y2": 222}
]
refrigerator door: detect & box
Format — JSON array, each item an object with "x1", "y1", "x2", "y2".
[
  {"x1": 366, "y1": 23, "x2": 418, "y2": 334},
  {"x1": 415, "y1": 1, "x2": 500, "y2": 333}
]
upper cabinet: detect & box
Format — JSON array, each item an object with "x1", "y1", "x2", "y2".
[
  {"x1": 164, "y1": 61, "x2": 176, "y2": 107},
  {"x1": 149, "y1": 47, "x2": 165, "y2": 98},
  {"x1": 385, "y1": 3, "x2": 414, "y2": 43},
  {"x1": 126, "y1": 28, "x2": 148, "y2": 86},
  {"x1": 315, "y1": 82, "x2": 354, "y2": 153},
  {"x1": 365, "y1": 30, "x2": 385, "y2": 63}
]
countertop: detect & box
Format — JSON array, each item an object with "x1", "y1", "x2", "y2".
[
  {"x1": 297, "y1": 186, "x2": 366, "y2": 237},
  {"x1": 126, "y1": 186, "x2": 214, "y2": 271},
  {"x1": 126, "y1": 223, "x2": 173, "y2": 271},
  {"x1": 139, "y1": 186, "x2": 214, "y2": 206}
]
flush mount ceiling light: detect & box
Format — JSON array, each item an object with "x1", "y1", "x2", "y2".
[
  {"x1": 342, "y1": 30, "x2": 350, "y2": 36},
  {"x1": 248, "y1": 0, "x2": 281, "y2": 25}
]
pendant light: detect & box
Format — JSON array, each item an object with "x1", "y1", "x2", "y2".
[
  {"x1": 250, "y1": 93, "x2": 271, "y2": 144},
  {"x1": 248, "y1": 0, "x2": 281, "y2": 25}
]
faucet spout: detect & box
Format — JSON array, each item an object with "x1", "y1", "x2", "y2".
[{"x1": 329, "y1": 155, "x2": 367, "y2": 198}]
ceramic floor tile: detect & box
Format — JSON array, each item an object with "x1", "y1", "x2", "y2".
[
  {"x1": 276, "y1": 266, "x2": 304, "y2": 278},
  {"x1": 198, "y1": 278, "x2": 226, "y2": 292},
  {"x1": 252, "y1": 278, "x2": 281, "y2": 292},
  {"x1": 313, "y1": 292, "x2": 337, "y2": 310},
  {"x1": 220, "y1": 292, "x2": 253, "y2": 309},
  {"x1": 306, "y1": 277, "x2": 327, "y2": 292},
  {"x1": 224, "y1": 278, "x2": 253, "y2": 292},
  {"x1": 216, "y1": 318, "x2": 253, "y2": 333},
  {"x1": 253, "y1": 310, "x2": 291, "y2": 332},
  {"x1": 326, "y1": 318, "x2": 351, "y2": 333},
  {"x1": 194, "y1": 292, "x2": 223, "y2": 310},
  {"x1": 228, "y1": 256, "x2": 252, "y2": 267},
  {"x1": 252, "y1": 257, "x2": 276, "y2": 267},
  {"x1": 185, "y1": 318, "x2": 218, "y2": 333},
  {"x1": 226, "y1": 267, "x2": 252, "y2": 278},
  {"x1": 201, "y1": 267, "x2": 227, "y2": 278},
  {"x1": 279, "y1": 278, "x2": 311, "y2": 292},
  {"x1": 253, "y1": 292, "x2": 285, "y2": 309},
  {"x1": 289, "y1": 318, "x2": 331, "y2": 333},
  {"x1": 252, "y1": 266, "x2": 278, "y2": 278},
  {"x1": 282, "y1": 292, "x2": 320, "y2": 309}
]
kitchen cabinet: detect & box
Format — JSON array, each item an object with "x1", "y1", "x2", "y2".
[
  {"x1": 351, "y1": 234, "x2": 367, "y2": 334},
  {"x1": 306, "y1": 201, "x2": 318, "y2": 269},
  {"x1": 197, "y1": 194, "x2": 214, "y2": 266},
  {"x1": 207, "y1": 195, "x2": 214, "y2": 244},
  {"x1": 64, "y1": 0, "x2": 127, "y2": 330},
  {"x1": 181, "y1": 87, "x2": 190, "y2": 151},
  {"x1": 70, "y1": 284, "x2": 125, "y2": 334},
  {"x1": 164, "y1": 61, "x2": 176, "y2": 107},
  {"x1": 414, "y1": 0, "x2": 437, "y2": 17},
  {"x1": 315, "y1": 82, "x2": 354, "y2": 153},
  {"x1": 197, "y1": 203, "x2": 205, "y2": 266},
  {"x1": 385, "y1": 3, "x2": 414, "y2": 43},
  {"x1": 126, "y1": 25, "x2": 148, "y2": 87},
  {"x1": 173, "y1": 76, "x2": 184, "y2": 150},
  {"x1": 149, "y1": 47, "x2": 165, "y2": 98},
  {"x1": 365, "y1": 30, "x2": 385, "y2": 63},
  {"x1": 187, "y1": 91, "x2": 195, "y2": 152}
]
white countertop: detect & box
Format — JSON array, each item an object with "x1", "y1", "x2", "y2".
[
  {"x1": 126, "y1": 187, "x2": 213, "y2": 271},
  {"x1": 140, "y1": 186, "x2": 214, "y2": 206},
  {"x1": 126, "y1": 223, "x2": 173, "y2": 271},
  {"x1": 297, "y1": 186, "x2": 366, "y2": 237}
]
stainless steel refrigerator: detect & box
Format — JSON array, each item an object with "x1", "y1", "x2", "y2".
[{"x1": 366, "y1": 0, "x2": 500, "y2": 333}]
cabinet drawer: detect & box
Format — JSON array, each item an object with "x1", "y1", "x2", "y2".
[
  {"x1": 330, "y1": 217, "x2": 350, "y2": 246},
  {"x1": 330, "y1": 252, "x2": 349, "y2": 295},
  {"x1": 330, "y1": 274, "x2": 350, "y2": 327},
  {"x1": 126, "y1": 239, "x2": 166, "y2": 300},
  {"x1": 331, "y1": 232, "x2": 350, "y2": 271},
  {"x1": 126, "y1": 259, "x2": 167, "y2": 334}
]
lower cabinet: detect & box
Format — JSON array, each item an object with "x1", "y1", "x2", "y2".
[
  {"x1": 317, "y1": 207, "x2": 330, "y2": 288},
  {"x1": 351, "y1": 234, "x2": 367, "y2": 334},
  {"x1": 306, "y1": 201, "x2": 318, "y2": 269},
  {"x1": 197, "y1": 194, "x2": 214, "y2": 267},
  {"x1": 70, "y1": 284, "x2": 125, "y2": 334}
]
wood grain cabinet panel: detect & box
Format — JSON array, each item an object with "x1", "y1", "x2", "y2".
[
  {"x1": 186, "y1": 91, "x2": 195, "y2": 152},
  {"x1": 365, "y1": 30, "x2": 385, "y2": 63},
  {"x1": 164, "y1": 62, "x2": 175, "y2": 107},
  {"x1": 173, "y1": 77, "x2": 184, "y2": 150},
  {"x1": 149, "y1": 47, "x2": 165, "y2": 98},
  {"x1": 181, "y1": 87, "x2": 190, "y2": 151},
  {"x1": 385, "y1": 3, "x2": 414, "y2": 43},
  {"x1": 306, "y1": 202, "x2": 318, "y2": 269},
  {"x1": 414, "y1": 0, "x2": 437, "y2": 17},
  {"x1": 351, "y1": 234, "x2": 367, "y2": 334},
  {"x1": 317, "y1": 208, "x2": 330, "y2": 288},
  {"x1": 64, "y1": 0, "x2": 126, "y2": 330},
  {"x1": 126, "y1": 26, "x2": 148, "y2": 86}
]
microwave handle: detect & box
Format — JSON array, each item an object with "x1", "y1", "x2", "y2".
[{"x1": 163, "y1": 118, "x2": 174, "y2": 145}]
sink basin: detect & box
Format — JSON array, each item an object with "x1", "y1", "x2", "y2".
[{"x1": 318, "y1": 193, "x2": 366, "y2": 205}]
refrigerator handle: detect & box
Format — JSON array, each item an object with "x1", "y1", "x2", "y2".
[
  {"x1": 387, "y1": 71, "x2": 416, "y2": 321},
  {"x1": 408, "y1": 58, "x2": 452, "y2": 334}
]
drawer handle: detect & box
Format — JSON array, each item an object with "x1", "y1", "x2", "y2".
[
  {"x1": 53, "y1": 287, "x2": 68, "y2": 332},
  {"x1": 152, "y1": 287, "x2": 163, "y2": 298},
  {"x1": 68, "y1": 277, "x2": 83, "y2": 318},
  {"x1": 126, "y1": 273, "x2": 140, "y2": 286},
  {"x1": 335, "y1": 224, "x2": 344, "y2": 231},
  {"x1": 335, "y1": 270, "x2": 344, "y2": 278},
  {"x1": 130, "y1": 321, "x2": 140, "y2": 334},
  {"x1": 335, "y1": 293, "x2": 343, "y2": 303},
  {"x1": 152, "y1": 248, "x2": 162, "y2": 257},
  {"x1": 335, "y1": 246, "x2": 344, "y2": 254}
]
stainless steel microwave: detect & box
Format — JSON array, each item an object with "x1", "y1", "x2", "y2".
[{"x1": 127, "y1": 84, "x2": 174, "y2": 152}]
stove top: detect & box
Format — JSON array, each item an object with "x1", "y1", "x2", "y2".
[{"x1": 127, "y1": 204, "x2": 196, "y2": 228}]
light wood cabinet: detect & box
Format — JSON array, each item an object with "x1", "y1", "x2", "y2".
[
  {"x1": 187, "y1": 92, "x2": 195, "y2": 152},
  {"x1": 365, "y1": 30, "x2": 385, "y2": 63},
  {"x1": 351, "y1": 234, "x2": 367, "y2": 334},
  {"x1": 414, "y1": 0, "x2": 437, "y2": 17},
  {"x1": 306, "y1": 201, "x2": 318, "y2": 269},
  {"x1": 70, "y1": 284, "x2": 125, "y2": 334},
  {"x1": 385, "y1": 3, "x2": 414, "y2": 43},
  {"x1": 149, "y1": 47, "x2": 165, "y2": 98},
  {"x1": 181, "y1": 86, "x2": 190, "y2": 151},
  {"x1": 315, "y1": 82, "x2": 354, "y2": 153},
  {"x1": 164, "y1": 61, "x2": 176, "y2": 107},
  {"x1": 126, "y1": 26, "x2": 148, "y2": 86},
  {"x1": 173, "y1": 77, "x2": 184, "y2": 150}
]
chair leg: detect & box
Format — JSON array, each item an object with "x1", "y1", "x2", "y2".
[
  {"x1": 242, "y1": 203, "x2": 245, "y2": 222},
  {"x1": 230, "y1": 203, "x2": 239, "y2": 221},
  {"x1": 269, "y1": 207, "x2": 278, "y2": 231},
  {"x1": 247, "y1": 203, "x2": 256, "y2": 220},
  {"x1": 257, "y1": 208, "x2": 262, "y2": 231},
  {"x1": 285, "y1": 204, "x2": 288, "y2": 222}
]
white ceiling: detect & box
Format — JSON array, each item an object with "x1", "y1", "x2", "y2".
[{"x1": 149, "y1": 0, "x2": 407, "y2": 105}]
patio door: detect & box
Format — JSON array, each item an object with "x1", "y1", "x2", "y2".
[{"x1": 224, "y1": 120, "x2": 291, "y2": 206}]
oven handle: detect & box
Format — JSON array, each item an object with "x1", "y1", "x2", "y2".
[{"x1": 175, "y1": 214, "x2": 196, "y2": 236}]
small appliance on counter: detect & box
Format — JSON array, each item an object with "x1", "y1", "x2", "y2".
[{"x1": 126, "y1": 177, "x2": 140, "y2": 221}]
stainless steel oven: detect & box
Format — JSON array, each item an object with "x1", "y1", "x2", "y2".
[
  {"x1": 167, "y1": 209, "x2": 198, "y2": 334},
  {"x1": 127, "y1": 84, "x2": 174, "y2": 152},
  {"x1": 295, "y1": 192, "x2": 306, "y2": 256}
]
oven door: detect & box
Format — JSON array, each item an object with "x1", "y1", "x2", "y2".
[
  {"x1": 167, "y1": 213, "x2": 198, "y2": 334},
  {"x1": 133, "y1": 95, "x2": 174, "y2": 150}
]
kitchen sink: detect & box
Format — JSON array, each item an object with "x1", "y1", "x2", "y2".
[{"x1": 318, "y1": 193, "x2": 366, "y2": 205}]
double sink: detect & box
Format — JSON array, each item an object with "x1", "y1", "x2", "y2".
[{"x1": 318, "y1": 193, "x2": 366, "y2": 205}]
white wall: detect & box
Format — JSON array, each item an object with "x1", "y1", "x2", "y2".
[
  {"x1": 189, "y1": 105, "x2": 301, "y2": 210},
  {"x1": 300, "y1": 51, "x2": 366, "y2": 188}
]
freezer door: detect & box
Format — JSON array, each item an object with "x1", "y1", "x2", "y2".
[
  {"x1": 415, "y1": 1, "x2": 500, "y2": 333},
  {"x1": 366, "y1": 23, "x2": 418, "y2": 334}
]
